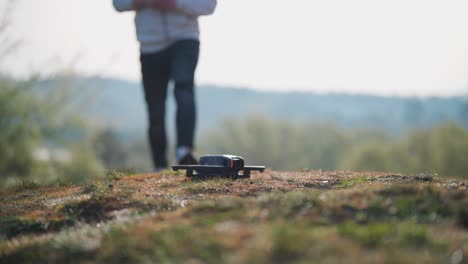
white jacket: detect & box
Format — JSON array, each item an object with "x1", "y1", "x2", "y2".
[{"x1": 113, "y1": 0, "x2": 217, "y2": 54}]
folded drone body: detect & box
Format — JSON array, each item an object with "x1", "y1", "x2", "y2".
[{"x1": 172, "y1": 155, "x2": 265, "y2": 179}]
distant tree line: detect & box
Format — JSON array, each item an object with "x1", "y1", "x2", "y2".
[{"x1": 199, "y1": 115, "x2": 468, "y2": 178}]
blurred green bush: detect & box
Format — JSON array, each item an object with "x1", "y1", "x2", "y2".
[{"x1": 0, "y1": 77, "x2": 104, "y2": 188}]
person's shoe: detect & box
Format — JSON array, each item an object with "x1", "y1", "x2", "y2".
[{"x1": 178, "y1": 153, "x2": 198, "y2": 165}]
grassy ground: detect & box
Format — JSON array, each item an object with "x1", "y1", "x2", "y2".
[{"x1": 0, "y1": 170, "x2": 467, "y2": 263}]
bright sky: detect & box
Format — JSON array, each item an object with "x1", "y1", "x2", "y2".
[{"x1": 3, "y1": 0, "x2": 468, "y2": 96}]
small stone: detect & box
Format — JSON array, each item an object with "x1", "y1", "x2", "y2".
[
  {"x1": 451, "y1": 249, "x2": 463, "y2": 264},
  {"x1": 319, "y1": 193, "x2": 327, "y2": 201}
]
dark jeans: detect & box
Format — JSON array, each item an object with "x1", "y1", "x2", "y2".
[{"x1": 140, "y1": 40, "x2": 199, "y2": 168}]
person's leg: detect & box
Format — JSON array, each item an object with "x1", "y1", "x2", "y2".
[
  {"x1": 170, "y1": 40, "x2": 200, "y2": 163},
  {"x1": 140, "y1": 50, "x2": 171, "y2": 169}
]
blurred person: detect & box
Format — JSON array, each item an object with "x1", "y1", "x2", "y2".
[{"x1": 113, "y1": 0, "x2": 217, "y2": 170}]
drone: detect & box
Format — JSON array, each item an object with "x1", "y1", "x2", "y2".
[{"x1": 172, "y1": 155, "x2": 265, "y2": 179}]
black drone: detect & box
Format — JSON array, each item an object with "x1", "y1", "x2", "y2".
[{"x1": 172, "y1": 155, "x2": 265, "y2": 179}]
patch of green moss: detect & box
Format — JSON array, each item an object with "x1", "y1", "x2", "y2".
[
  {"x1": 80, "y1": 181, "x2": 101, "y2": 194},
  {"x1": 0, "y1": 240, "x2": 97, "y2": 264},
  {"x1": 338, "y1": 176, "x2": 369, "y2": 188},
  {"x1": 269, "y1": 223, "x2": 314, "y2": 264},
  {"x1": 339, "y1": 222, "x2": 393, "y2": 247},
  {"x1": 253, "y1": 192, "x2": 321, "y2": 220},
  {"x1": 338, "y1": 222, "x2": 435, "y2": 249},
  {"x1": 105, "y1": 168, "x2": 137, "y2": 180},
  {"x1": 0, "y1": 216, "x2": 76, "y2": 239},
  {"x1": 98, "y1": 225, "x2": 225, "y2": 264},
  {"x1": 182, "y1": 178, "x2": 232, "y2": 194},
  {"x1": 10, "y1": 179, "x2": 40, "y2": 192}
]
